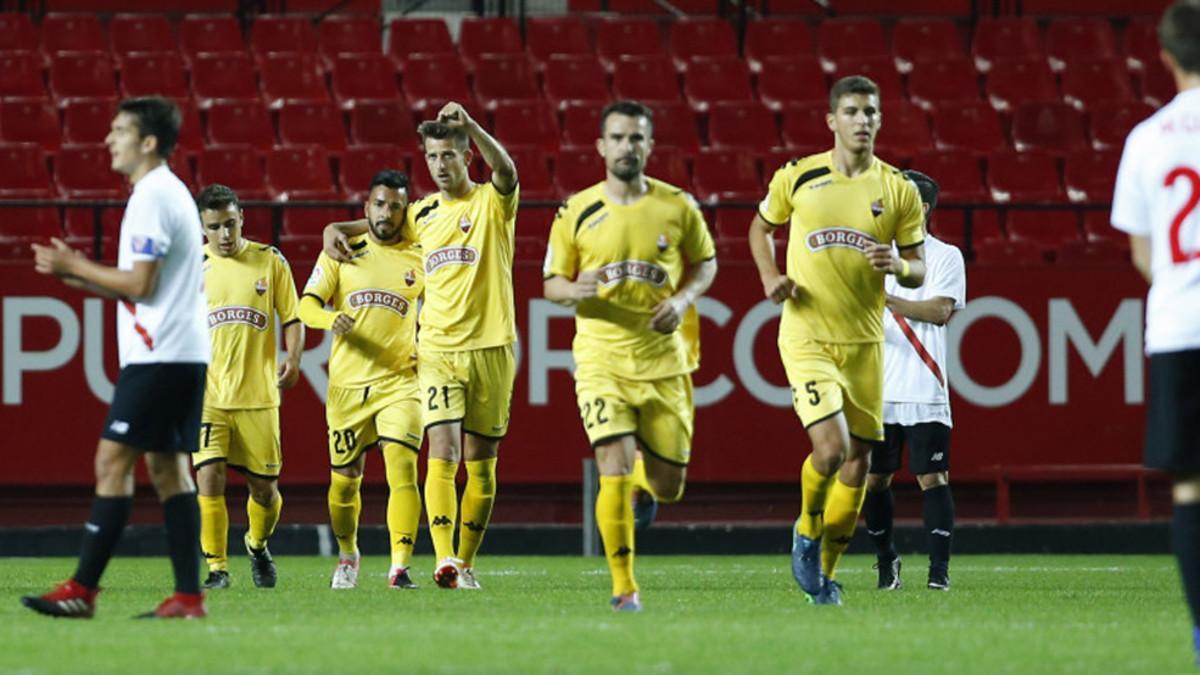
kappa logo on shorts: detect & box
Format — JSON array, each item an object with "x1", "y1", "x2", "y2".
[
  {"x1": 425, "y1": 246, "x2": 479, "y2": 274},
  {"x1": 596, "y1": 260, "x2": 668, "y2": 287},
  {"x1": 346, "y1": 289, "x2": 410, "y2": 316},
  {"x1": 805, "y1": 227, "x2": 878, "y2": 254},
  {"x1": 109, "y1": 420, "x2": 129, "y2": 435},
  {"x1": 209, "y1": 306, "x2": 269, "y2": 331}
]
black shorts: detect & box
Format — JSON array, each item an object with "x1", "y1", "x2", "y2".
[
  {"x1": 1145, "y1": 349, "x2": 1200, "y2": 473},
  {"x1": 869, "y1": 422, "x2": 951, "y2": 476},
  {"x1": 101, "y1": 363, "x2": 207, "y2": 453}
]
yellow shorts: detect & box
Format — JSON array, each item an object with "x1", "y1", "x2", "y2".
[
  {"x1": 780, "y1": 338, "x2": 884, "y2": 442},
  {"x1": 194, "y1": 407, "x2": 282, "y2": 478},
  {"x1": 419, "y1": 344, "x2": 516, "y2": 439},
  {"x1": 574, "y1": 367, "x2": 694, "y2": 466},
  {"x1": 326, "y1": 373, "x2": 423, "y2": 468}
]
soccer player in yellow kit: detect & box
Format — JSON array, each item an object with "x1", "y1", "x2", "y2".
[
  {"x1": 300, "y1": 170, "x2": 426, "y2": 590},
  {"x1": 193, "y1": 184, "x2": 303, "y2": 590},
  {"x1": 748, "y1": 76, "x2": 927, "y2": 605},
  {"x1": 544, "y1": 101, "x2": 717, "y2": 611},
  {"x1": 325, "y1": 102, "x2": 518, "y2": 590}
]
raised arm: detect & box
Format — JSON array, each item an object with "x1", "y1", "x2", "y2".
[{"x1": 438, "y1": 102, "x2": 517, "y2": 195}]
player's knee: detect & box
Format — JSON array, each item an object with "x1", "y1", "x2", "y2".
[
  {"x1": 648, "y1": 475, "x2": 685, "y2": 504},
  {"x1": 246, "y1": 476, "x2": 279, "y2": 505},
  {"x1": 917, "y1": 472, "x2": 949, "y2": 490},
  {"x1": 333, "y1": 463, "x2": 364, "y2": 480},
  {"x1": 146, "y1": 455, "x2": 194, "y2": 498},
  {"x1": 196, "y1": 463, "x2": 226, "y2": 496},
  {"x1": 867, "y1": 473, "x2": 893, "y2": 492}
]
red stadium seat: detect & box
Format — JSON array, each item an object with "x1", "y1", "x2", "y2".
[
  {"x1": 505, "y1": 145, "x2": 557, "y2": 200},
  {"x1": 1063, "y1": 149, "x2": 1120, "y2": 203},
  {"x1": 987, "y1": 151, "x2": 1065, "y2": 203},
  {"x1": 645, "y1": 147, "x2": 692, "y2": 191},
  {"x1": 543, "y1": 55, "x2": 610, "y2": 111},
  {"x1": 973, "y1": 237, "x2": 1046, "y2": 265},
  {"x1": 119, "y1": 53, "x2": 188, "y2": 99},
  {"x1": 56, "y1": 144, "x2": 126, "y2": 237},
  {"x1": 49, "y1": 52, "x2": 117, "y2": 105},
  {"x1": 331, "y1": 53, "x2": 402, "y2": 110},
  {"x1": 278, "y1": 101, "x2": 348, "y2": 152},
  {"x1": 63, "y1": 99, "x2": 116, "y2": 144},
  {"x1": 873, "y1": 101, "x2": 931, "y2": 162},
  {"x1": 176, "y1": 98, "x2": 204, "y2": 156},
  {"x1": 197, "y1": 145, "x2": 270, "y2": 202},
  {"x1": 109, "y1": 13, "x2": 174, "y2": 57},
  {"x1": 756, "y1": 56, "x2": 826, "y2": 111},
  {"x1": 928, "y1": 206, "x2": 1004, "y2": 246},
  {"x1": 561, "y1": 102, "x2": 602, "y2": 146},
  {"x1": 0, "y1": 51, "x2": 47, "y2": 98},
  {"x1": 492, "y1": 101, "x2": 560, "y2": 154},
  {"x1": 986, "y1": 59, "x2": 1059, "y2": 112},
  {"x1": 554, "y1": 146, "x2": 605, "y2": 196},
  {"x1": 0, "y1": 143, "x2": 54, "y2": 197},
  {"x1": 191, "y1": 53, "x2": 259, "y2": 108},
  {"x1": 348, "y1": 100, "x2": 416, "y2": 146},
  {"x1": 931, "y1": 102, "x2": 1008, "y2": 155},
  {"x1": 1010, "y1": 102, "x2": 1087, "y2": 155},
  {"x1": 780, "y1": 105, "x2": 829, "y2": 156},
  {"x1": 42, "y1": 13, "x2": 104, "y2": 55},
  {"x1": 340, "y1": 144, "x2": 412, "y2": 201},
  {"x1": 472, "y1": 54, "x2": 539, "y2": 110},
  {"x1": 1088, "y1": 101, "x2": 1154, "y2": 151},
  {"x1": 458, "y1": 17, "x2": 523, "y2": 71},
  {"x1": 250, "y1": 15, "x2": 318, "y2": 62},
  {"x1": 318, "y1": 15, "x2": 381, "y2": 67},
  {"x1": 387, "y1": 19, "x2": 455, "y2": 69},
  {"x1": 693, "y1": 149, "x2": 761, "y2": 203},
  {"x1": 707, "y1": 102, "x2": 780, "y2": 153},
  {"x1": 260, "y1": 54, "x2": 330, "y2": 109},
  {"x1": 267, "y1": 145, "x2": 337, "y2": 199},
  {"x1": 596, "y1": 19, "x2": 665, "y2": 70},
  {"x1": 1061, "y1": 60, "x2": 1135, "y2": 111},
  {"x1": 402, "y1": 53, "x2": 471, "y2": 114},
  {"x1": 1083, "y1": 210, "x2": 1128, "y2": 244},
  {"x1": 907, "y1": 58, "x2": 979, "y2": 111},
  {"x1": 1123, "y1": 18, "x2": 1158, "y2": 72},
  {"x1": 1056, "y1": 238, "x2": 1128, "y2": 265},
  {"x1": 207, "y1": 100, "x2": 276, "y2": 151},
  {"x1": 525, "y1": 17, "x2": 591, "y2": 72},
  {"x1": 831, "y1": 56, "x2": 903, "y2": 104},
  {"x1": 0, "y1": 99, "x2": 62, "y2": 151},
  {"x1": 745, "y1": 20, "x2": 813, "y2": 73},
  {"x1": 647, "y1": 101, "x2": 701, "y2": 155},
  {"x1": 817, "y1": 17, "x2": 887, "y2": 73},
  {"x1": 169, "y1": 155, "x2": 195, "y2": 191},
  {"x1": 1046, "y1": 18, "x2": 1117, "y2": 72},
  {"x1": 0, "y1": 13, "x2": 38, "y2": 52},
  {"x1": 1006, "y1": 208, "x2": 1081, "y2": 256},
  {"x1": 1139, "y1": 61, "x2": 1177, "y2": 108},
  {"x1": 669, "y1": 18, "x2": 738, "y2": 70},
  {"x1": 972, "y1": 17, "x2": 1042, "y2": 72},
  {"x1": 911, "y1": 151, "x2": 989, "y2": 203},
  {"x1": 893, "y1": 18, "x2": 964, "y2": 73},
  {"x1": 612, "y1": 55, "x2": 682, "y2": 105},
  {"x1": 179, "y1": 14, "x2": 244, "y2": 65},
  {"x1": 682, "y1": 56, "x2": 753, "y2": 112}
]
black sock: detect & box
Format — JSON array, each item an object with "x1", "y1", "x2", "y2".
[
  {"x1": 1172, "y1": 503, "x2": 1200, "y2": 629},
  {"x1": 863, "y1": 487, "x2": 897, "y2": 560},
  {"x1": 163, "y1": 492, "x2": 201, "y2": 595},
  {"x1": 923, "y1": 484, "x2": 955, "y2": 569},
  {"x1": 73, "y1": 496, "x2": 134, "y2": 589}
]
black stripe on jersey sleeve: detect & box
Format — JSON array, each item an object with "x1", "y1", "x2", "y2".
[
  {"x1": 791, "y1": 167, "x2": 832, "y2": 195},
  {"x1": 897, "y1": 238, "x2": 926, "y2": 251},
  {"x1": 349, "y1": 240, "x2": 367, "y2": 251},
  {"x1": 414, "y1": 200, "x2": 439, "y2": 222},
  {"x1": 574, "y1": 200, "x2": 605, "y2": 233},
  {"x1": 281, "y1": 318, "x2": 301, "y2": 328},
  {"x1": 302, "y1": 292, "x2": 327, "y2": 305}
]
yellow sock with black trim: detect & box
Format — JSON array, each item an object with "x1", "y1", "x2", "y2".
[
  {"x1": 198, "y1": 495, "x2": 228, "y2": 572},
  {"x1": 797, "y1": 456, "x2": 835, "y2": 539},
  {"x1": 383, "y1": 443, "x2": 421, "y2": 568},
  {"x1": 596, "y1": 474, "x2": 638, "y2": 596},
  {"x1": 425, "y1": 458, "x2": 459, "y2": 562},
  {"x1": 245, "y1": 493, "x2": 281, "y2": 550},
  {"x1": 821, "y1": 479, "x2": 867, "y2": 578},
  {"x1": 328, "y1": 471, "x2": 362, "y2": 557},
  {"x1": 458, "y1": 457, "x2": 497, "y2": 568}
]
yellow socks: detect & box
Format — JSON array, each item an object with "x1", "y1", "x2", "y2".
[
  {"x1": 383, "y1": 444, "x2": 421, "y2": 568},
  {"x1": 797, "y1": 456, "x2": 835, "y2": 539},
  {"x1": 632, "y1": 455, "x2": 650, "y2": 493},
  {"x1": 328, "y1": 471, "x2": 363, "y2": 557},
  {"x1": 246, "y1": 492, "x2": 281, "y2": 550},
  {"x1": 596, "y1": 474, "x2": 638, "y2": 596},
  {"x1": 198, "y1": 495, "x2": 228, "y2": 572},
  {"x1": 458, "y1": 457, "x2": 497, "y2": 568},
  {"x1": 425, "y1": 458, "x2": 459, "y2": 562},
  {"x1": 821, "y1": 479, "x2": 867, "y2": 578}
]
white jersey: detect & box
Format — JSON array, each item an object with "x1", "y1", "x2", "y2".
[
  {"x1": 115, "y1": 164, "x2": 210, "y2": 367},
  {"x1": 881, "y1": 234, "x2": 966, "y2": 427},
  {"x1": 1112, "y1": 87, "x2": 1200, "y2": 354}
]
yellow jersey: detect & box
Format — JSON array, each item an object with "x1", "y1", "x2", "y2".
[
  {"x1": 302, "y1": 234, "x2": 424, "y2": 388},
  {"x1": 202, "y1": 239, "x2": 300, "y2": 410},
  {"x1": 407, "y1": 181, "x2": 518, "y2": 351},
  {"x1": 544, "y1": 178, "x2": 716, "y2": 381},
  {"x1": 759, "y1": 152, "x2": 924, "y2": 344}
]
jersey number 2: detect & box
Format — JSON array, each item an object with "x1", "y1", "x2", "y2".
[{"x1": 1165, "y1": 166, "x2": 1200, "y2": 264}]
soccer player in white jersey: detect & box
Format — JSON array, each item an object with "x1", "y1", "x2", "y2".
[
  {"x1": 860, "y1": 170, "x2": 965, "y2": 592},
  {"x1": 1111, "y1": 0, "x2": 1200, "y2": 664},
  {"x1": 23, "y1": 97, "x2": 210, "y2": 619}
]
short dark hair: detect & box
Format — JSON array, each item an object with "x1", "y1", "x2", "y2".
[
  {"x1": 1161, "y1": 0, "x2": 1200, "y2": 74},
  {"x1": 196, "y1": 183, "x2": 239, "y2": 212},
  {"x1": 368, "y1": 169, "x2": 409, "y2": 193},
  {"x1": 828, "y1": 75, "x2": 881, "y2": 112},
  {"x1": 417, "y1": 120, "x2": 469, "y2": 150},
  {"x1": 599, "y1": 100, "x2": 654, "y2": 136},
  {"x1": 902, "y1": 169, "x2": 939, "y2": 212},
  {"x1": 117, "y1": 96, "x2": 181, "y2": 159}
]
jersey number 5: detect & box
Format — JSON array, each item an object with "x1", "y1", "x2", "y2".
[{"x1": 1165, "y1": 166, "x2": 1200, "y2": 264}]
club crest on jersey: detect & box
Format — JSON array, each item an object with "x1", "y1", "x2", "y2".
[
  {"x1": 459, "y1": 215, "x2": 472, "y2": 233},
  {"x1": 347, "y1": 289, "x2": 410, "y2": 316},
  {"x1": 254, "y1": 277, "x2": 267, "y2": 296},
  {"x1": 426, "y1": 246, "x2": 479, "y2": 274},
  {"x1": 656, "y1": 233, "x2": 669, "y2": 252},
  {"x1": 405, "y1": 269, "x2": 416, "y2": 286},
  {"x1": 208, "y1": 306, "x2": 268, "y2": 331},
  {"x1": 805, "y1": 227, "x2": 878, "y2": 253},
  {"x1": 597, "y1": 260, "x2": 668, "y2": 287},
  {"x1": 871, "y1": 199, "x2": 885, "y2": 217}
]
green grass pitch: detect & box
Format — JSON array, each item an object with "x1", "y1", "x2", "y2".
[{"x1": 0, "y1": 554, "x2": 1189, "y2": 673}]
